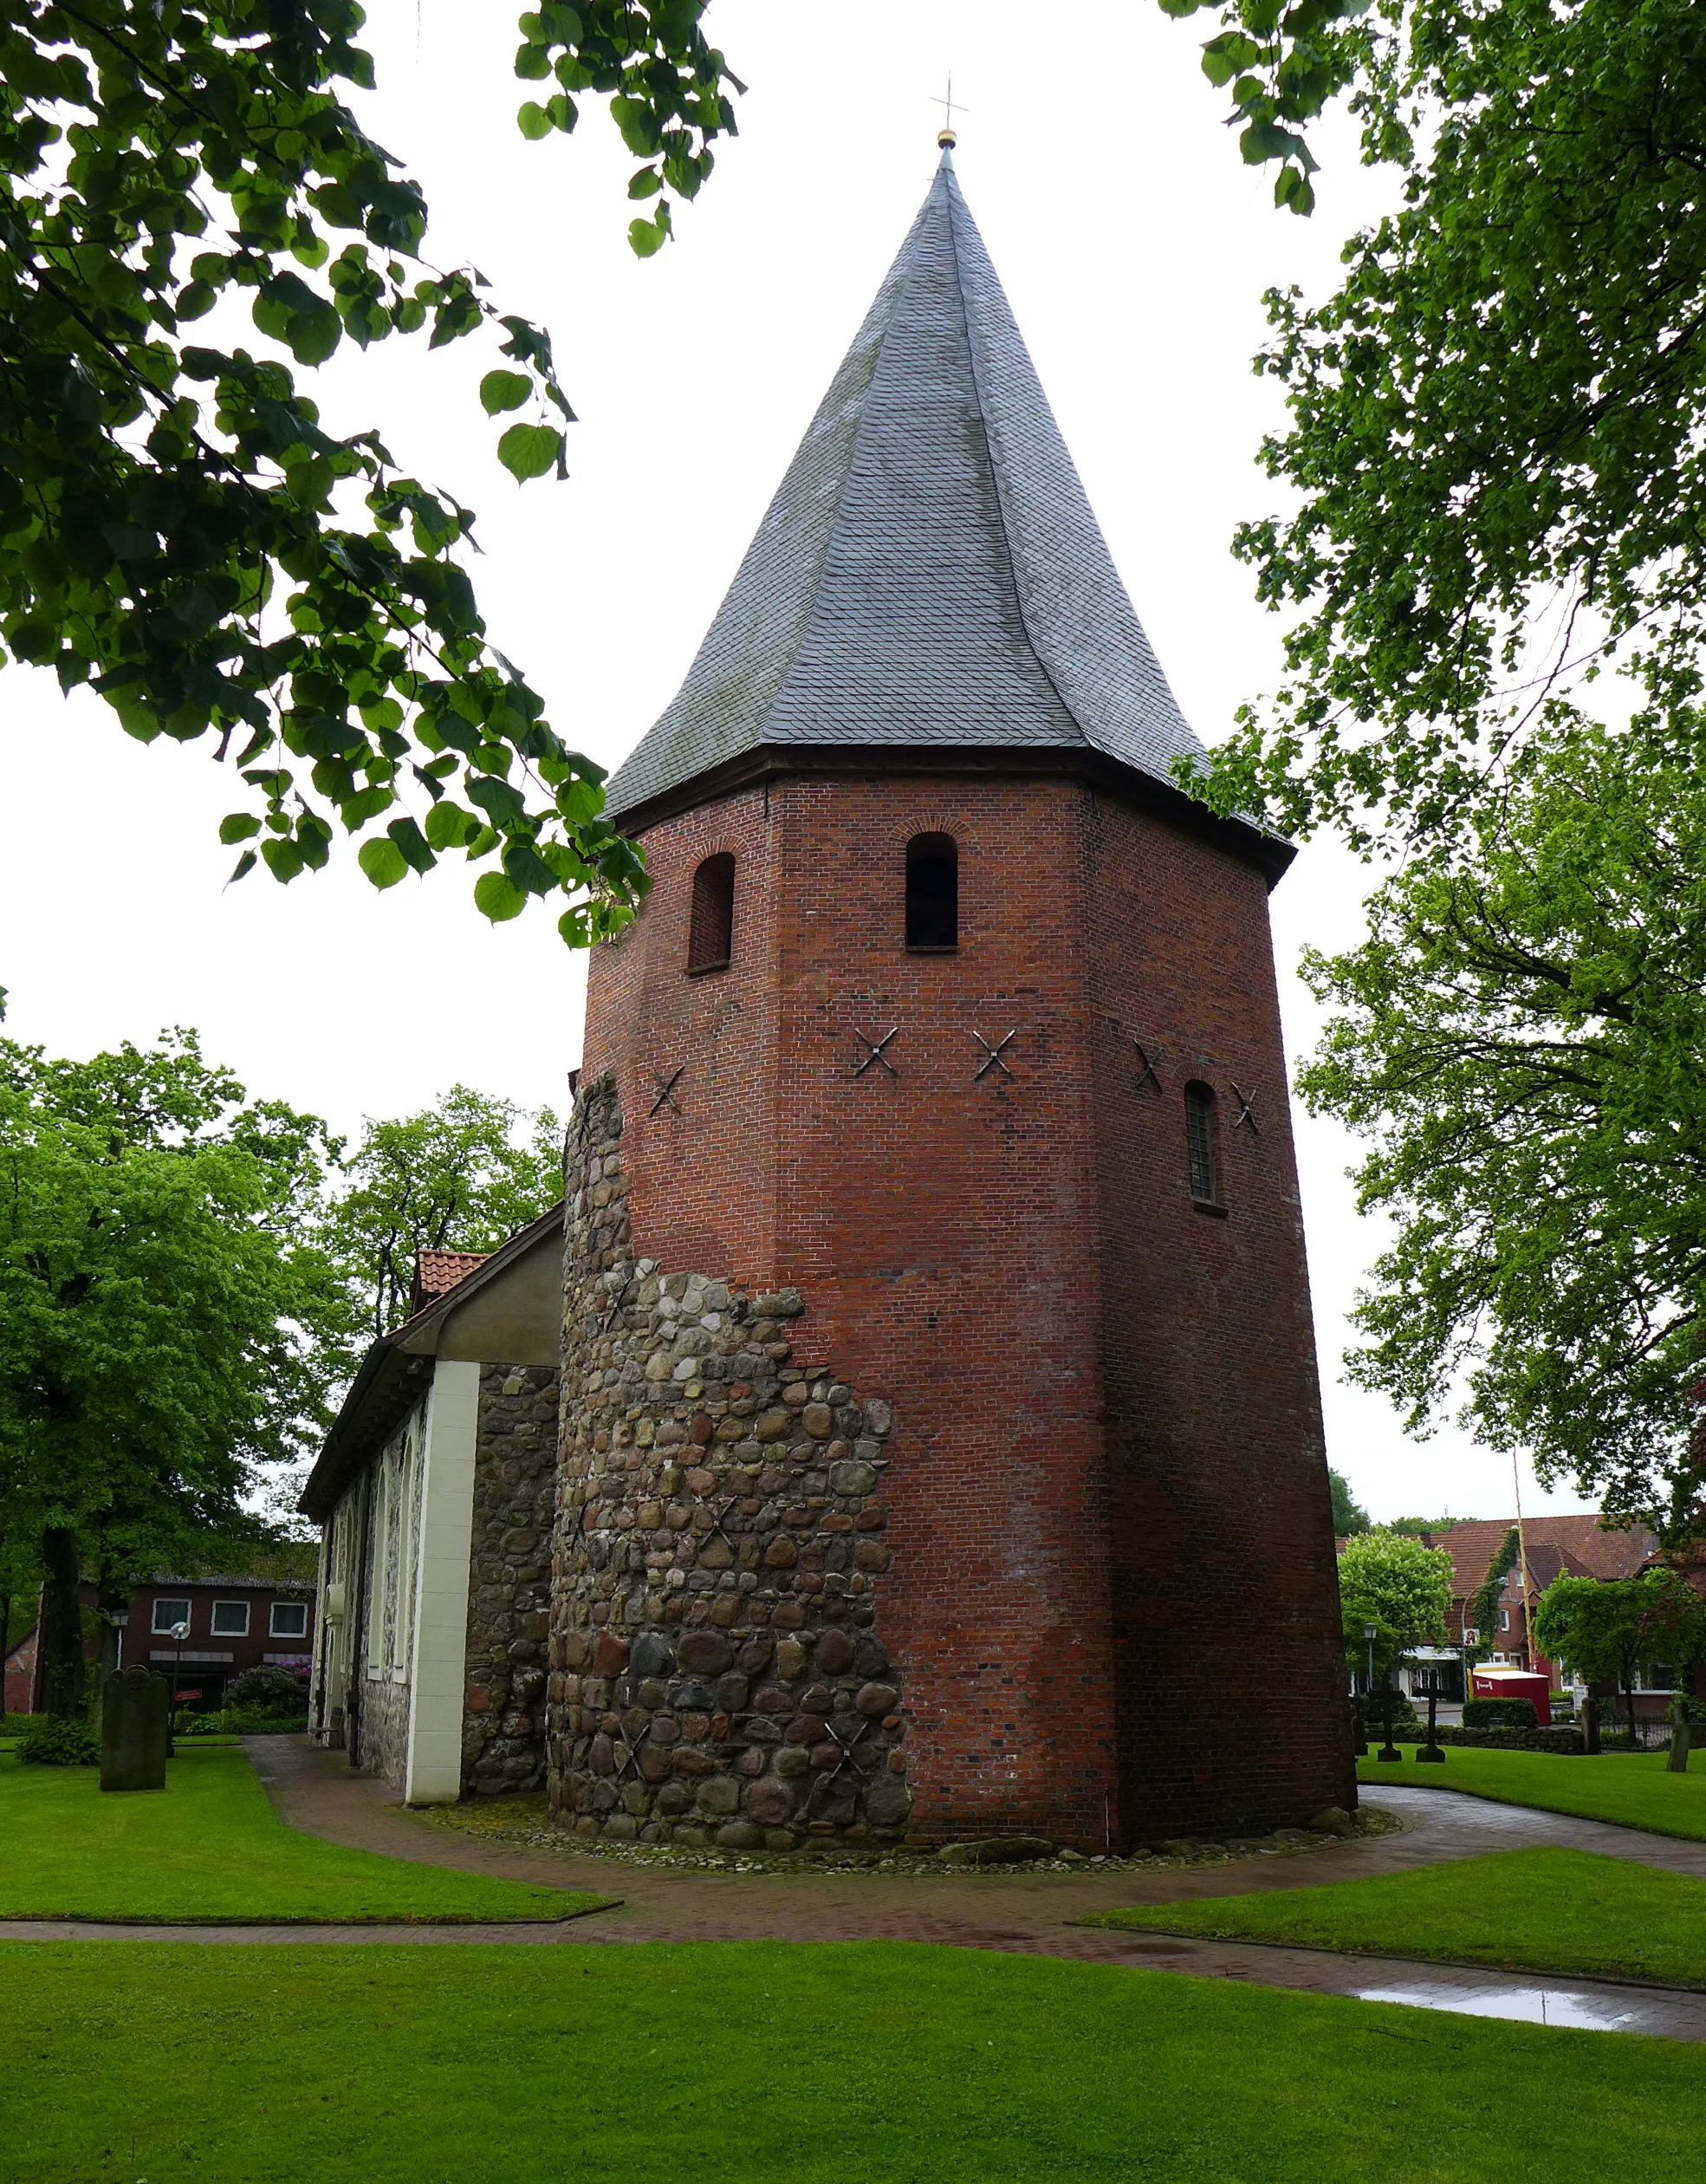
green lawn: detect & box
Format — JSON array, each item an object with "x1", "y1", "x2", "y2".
[
  {"x1": 5, "y1": 1940, "x2": 1705, "y2": 2184},
  {"x1": 1358, "y1": 1744, "x2": 1706, "y2": 1839},
  {"x1": 1090, "y1": 1846, "x2": 1706, "y2": 1987},
  {"x1": 0, "y1": 1745, "x2": 612, "y2": 1923}
]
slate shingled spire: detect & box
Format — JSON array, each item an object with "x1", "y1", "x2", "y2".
[{"x1": 603, "y1": 149, "x2": 1208, "y2": 823}]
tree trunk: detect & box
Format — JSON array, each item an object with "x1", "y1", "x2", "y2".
[
  {"x1": 39, "y1": 1527, "x2": 86, "y2": 1719},
  {"x1": 1583, "y1": 1695, "x2": 1600, "y2": 1754},
  {"x1": 1669, "y1": 1698, "x2": 1691, "y2": 1775},
  {"x1": 1622, "y1": 1679, "x2": 1639, "y2": 1752}
]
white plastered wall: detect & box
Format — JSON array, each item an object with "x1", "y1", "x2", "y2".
[{"x1": 402, "y1": 1358, "x2": 482, "y2": 1804}]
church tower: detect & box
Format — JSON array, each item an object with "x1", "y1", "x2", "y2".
[{"x1": 548, "y1": 151, "x2": 1354, "y2": 1852}]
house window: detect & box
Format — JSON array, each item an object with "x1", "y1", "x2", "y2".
[
  {"x1": 270, "y1": 1601, "x2": 308, "y2": 1639},
  {"x1": 211, "y1": 1600, "x2": 250, "y2": 1637},
  {"x1": 1184, "y1": 1082, "x2": 1220, "y2": 1206},
  {"x1": 152, "y1": 1598, "x2": 192, "y2": 1635},
  {"x1": 686, "y1": 853, "x2": 736, "y2": 972},
  {"x1": 905, "y1": 833, "x2": 958, "y2": 950},
  {"x1": 1499, "y1": 1609, "x2": 1510, "y2": 1630}
]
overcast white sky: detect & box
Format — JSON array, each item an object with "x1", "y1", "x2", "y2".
[{"x1": 0, "y1": 0, "x2": 1592, "y2": 1524}]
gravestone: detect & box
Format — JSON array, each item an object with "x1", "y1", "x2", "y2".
[{"x1": 101, "y1": 1665, "x2": 170, "y2": 1791}]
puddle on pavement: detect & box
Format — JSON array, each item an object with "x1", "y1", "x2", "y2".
[{"x1": 1354, "y1": 1982, "x2": 1642, "y2": 2032}]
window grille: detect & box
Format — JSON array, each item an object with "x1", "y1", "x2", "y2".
[
  {"x1": 1184, "y1": 1082, "x2": 1219, "y2": 1204},
  {"x1": 687, "y1": 853, "x2": 736, "y2": 972},
  {"x1": 905, "y1": 833, "x2": 958, "y2": 950}
]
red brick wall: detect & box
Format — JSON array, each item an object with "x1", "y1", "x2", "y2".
[{"x1": 582, "y1": 768, "x2": 1352, "y2": 1843}]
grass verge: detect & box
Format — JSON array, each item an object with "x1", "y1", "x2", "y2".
[
  {"x1": 6, "y1": 1939, "x2": 1706, "y2": 2183},
  {"x1": 1358, "y1": 1744, "x2": 1706, "y2": 1839},
  {"x1": 1087, "y1": 1846, "x2": 1706, "y2": 1988},
  {"x1": 0, "y1": 1745, "x2": 613, "y2": 1923}
]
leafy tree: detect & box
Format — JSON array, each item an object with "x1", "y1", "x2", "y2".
[
  {"x1": 1534, "y1": 1569, "x2": 1706, "y2": 1738},
  {"x1": 0, "y1": 1025, "x2": 354, "y2": 1714},
  {"x1": 1296, "y1": 731, "x2": 1706, "y2": 1535},
  {"x1": 1327, "y1": 1467, "x2": 1371, "y2": 1537},
  {"x1": 1158, "y1": 1, "x2": 1706, "y2": 849},
  {"x1": 1155, "y1": 2, "x2": 1706, "y2": 1532},
  {"x1": 1336, "y1": 1529, "x2": 1452, "y2": 1678},
  {"x1": 321, "y1": 1086, "x2": 562, "y2": 1343},
  {"x1": 1384, "y1": 1517, "x2": 1455, "y2": 1541},
  {"x1": 2, "y1": 1, "x2": 743, "y2": 938}
]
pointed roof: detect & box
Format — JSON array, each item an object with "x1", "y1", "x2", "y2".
[{"x1": 605, "y1": 153, "x2": 1266, "y2": 861}]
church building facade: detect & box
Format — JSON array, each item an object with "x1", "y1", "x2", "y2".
[{"x1": 549, "y1": 148, "x2": 1354, "y2": 1852}]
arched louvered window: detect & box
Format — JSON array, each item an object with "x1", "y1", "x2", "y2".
[
  {"x1": 1184, "y1": 1081, "x2": 1220, "y2": 1206},
  {"x1": 687, "y1": 853, "x2": 735, "y2": 973},
  {"x1": 905, "y1": 833, "x2": 958, "y2": 951}
]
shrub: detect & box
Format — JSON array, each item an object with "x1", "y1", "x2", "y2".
[
  {"x1": 1463, "y1": 1696, "x2": 1539, "y2": 1731},
  {"x1": 17, "y1": 1716, "x2": 99, "y2": 1765},
  {"x1": 224, "y1": 1665, "x2": 309, "y2": 1715},
  {"x1": 1359, "y1": 1690, "x2": 1419, "y2": 1738}
]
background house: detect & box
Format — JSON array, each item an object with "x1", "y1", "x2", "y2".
[
  {"x1": 299, "y1": 1208, "x2": 562, "y2": 1804},
  {"x1": 4, "y1": 1570, "x2": 317, "y2": 1714}
]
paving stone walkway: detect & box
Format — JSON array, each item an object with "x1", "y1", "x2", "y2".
[{"x1": 10, "y1": 1741, "x2": 1706, "y2": 2039}]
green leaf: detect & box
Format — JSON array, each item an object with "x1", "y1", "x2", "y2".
[
  {"x1": 424, "y1": 800, "x2": 476, "y2": 850},
  {"x1": 218, "y1": 813, "x2": 262, "y2": 844},
  {"x1": 358, "y1": 836, "x2": 410, "y2": 890},
  {"x1": 386, "y1": 816, "x2": 437, "y2": 874},
  {"x1": 496, "y1": 423, "x2": 563, "y2": 482},
  {"x1": 517, "y1": 101, "x2": 555, "y2": 140},
  {"x1": 465, "y1": 776, "x2": 528, "y2": 829},
  {"x1": 479, "y1": 369, "x2": 533, "y2": 416},
  {"x1": 628, "y1": 204, "x2": 671, "y2": 260},
  {"x1": 474, "y1": 870, "x2": 528, "y2": 922}
]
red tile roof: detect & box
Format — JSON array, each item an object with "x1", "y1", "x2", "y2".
[
  {"x1": 1424, "y1": 1516, "x2": 1655, "y2": 1597},
  {"x1": 413, "y1": 1250, "x2": 490, "y2": 1304}
]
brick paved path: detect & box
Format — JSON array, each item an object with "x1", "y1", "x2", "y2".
[{"x1": 10, "y1": 1741, "x2": 1706, "y2": 2039}]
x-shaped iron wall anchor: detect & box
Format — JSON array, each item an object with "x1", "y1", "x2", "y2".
[
  {"x1": 650, "y1": 1066, "x2": 685, "y2": 1116},
  {"x1": 853, "y1": 1025, "x2": 899, "y2": 1077},
  {"x1": 612, "y1": 1719, "x2": 651, "y2": 1783},
  {"x1": 1132, "y1": 1038, "x2": 1162, "y2": 1095},
  {"x1": 1230, "y1": 1082, "x2": 1259, "y2": 1133},
  {"x1": 811, "y1": 1713, "x2": 877, "y2": 1802},
  {"x1": 972, "y1": 1028, "x2": 1017, "y2": 1081}
]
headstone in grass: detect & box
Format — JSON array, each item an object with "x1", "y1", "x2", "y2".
[{"x1": 101, "y1": 1666, "x2": 169, "y2": 1792}]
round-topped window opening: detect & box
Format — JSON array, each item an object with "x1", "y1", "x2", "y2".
[
  {"x1": 687, "y1": 852, "x2": 736, "y2": 972},
  {"x1": 1184, "y1": 1081, "x2": 1220, "y2": 1206},
  {"x1": 905, "y1": 833, "x2": 958, "y2": 951}
]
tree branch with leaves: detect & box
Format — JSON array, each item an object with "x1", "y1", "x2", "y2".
[{"x1": 1, "y1": 0, "x2": 743, "y2": 939}]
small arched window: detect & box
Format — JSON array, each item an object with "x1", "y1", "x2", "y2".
[
  {"x1": 1184, "y1": 1081, "x2": 1220, "y2": 1206},
  {"x1": 686, "y1": 852, "x2": 735, "y2": 973},
  {"x1": 905, "y1": 832, "x2": 958, "y2": 951}
]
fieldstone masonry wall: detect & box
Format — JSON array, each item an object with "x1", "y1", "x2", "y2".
[
  {"x1": 548, "y1": 1075, "x2": 911, "y2": 1849},
  {"x1": 461, "y1": 1363, "x2": 556, "y2": 1794}
]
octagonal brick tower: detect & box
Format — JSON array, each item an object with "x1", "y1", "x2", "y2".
[{"x1": 549, "y1": 149, "x2": 1354, "y2": 1853}]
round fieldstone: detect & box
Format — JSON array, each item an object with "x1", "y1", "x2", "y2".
[
  {"x1": 736, "y1": 1636, "x2": 774, "y2": 1675},
  {"x1": 775, "y1": 1746, "x2": 811, "y2": 1778},
  {"x1": 855, "y1": 1682, "x2": 898, "y2": 1717},
  {"x1": 630, "y1": 1632, "x2": 674, "y2": 1679},
  {"x1": 853, "y1": 1634, "x2": 890, "y2": 1677},
  {"x1": 775, "y1": 1637, "x2": 808, "y2": 1680},
  {"x1": 743, "y1": 1777, "x2": 796, "y2": 1827},
  {"x1": 862, "y1": 1782, "x2": 913, "y2": 1826},
  {"x1": 801, "y1": 1403, "x2": 834, "y2": 1439},
  {"x1": 715, "y1": 1671, "x2": 749, "y2": 1713},
  {"x1": 765, "y1": 1538, "x2": 798, "y2": 1569},
  {"x1": 697, "y1": 1777, "x2": 740, "y2": 1816},
  {"x1": 814, "y1": 1628, "x2": 856, "y2": 1676},
  {"x1": 828, "y1": 1458, "x2": 879, "y2": 1497},
  {"x1": 671, "y1": 1678, "x2": 718, "y2": 1713},
  {"x1": 678, "y1": 1628, "x2": 734, "y2": 1676},
  {"x1": 716, "y1": 1822, "x2": 764, "y2": 1850}
]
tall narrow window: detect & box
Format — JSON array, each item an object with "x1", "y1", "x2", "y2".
[
  {"x1": 687, "y1": 852, "x2": 736, "y2": 972},
  {"x1": 905, "y1": 833, "x2": 958, "y2": 950},
  {"x1": 1184, "y1": 1081, "x2": 1220, "y2": 1206}
]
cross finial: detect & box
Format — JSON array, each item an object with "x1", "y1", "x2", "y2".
[{"x1": 930, "y1": 73, "x2": 967, "y2": 150}]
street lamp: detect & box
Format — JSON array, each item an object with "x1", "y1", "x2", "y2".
[
  {"x1": 168, "y1": 1621, "x2": 189, "y2": 1717},
  {"x1": 1363, "y1": 1622, "x2": 1378, "y2": 1693}
]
